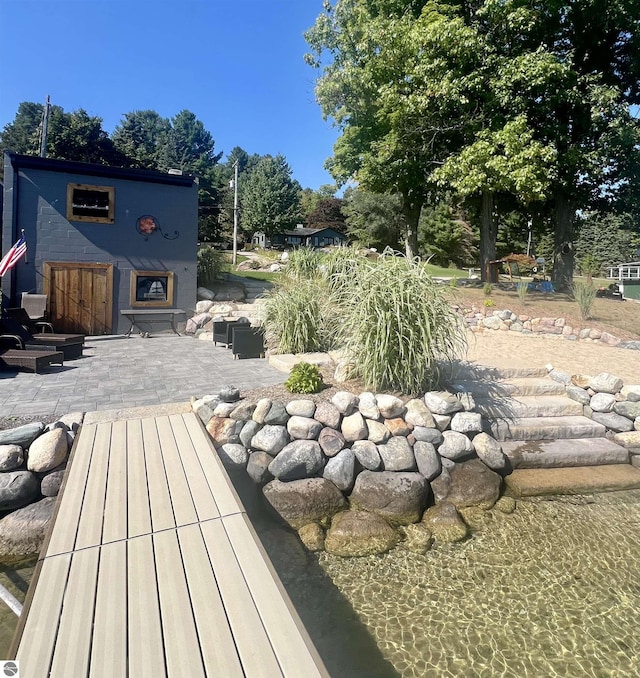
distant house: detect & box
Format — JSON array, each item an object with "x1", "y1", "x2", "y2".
[
  {"x1": 252, "y1": 225, "x2": 347, "y2": 249},
  {"x1": 2, "y1": 152, "x2": 199, "y2": 334}
]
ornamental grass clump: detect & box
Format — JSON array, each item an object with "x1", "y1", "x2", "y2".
[
  {"x1": 572, "y1": 279, "x2": 597, "y2": 320},
  {"x1": 335, "y1": 253, "x2": 467, "y2": 395},
  {"x1": 516, "y1": 280, "x2": 529, "y2": 303},
  {"x1": 284, "y1": 247, "x2": 323, "y2": 280},
  {"x1": 259, "y1": 277, "x2": 337, "y2": 354}
]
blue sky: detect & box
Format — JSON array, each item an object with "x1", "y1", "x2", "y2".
[{"x1": 0, "y1": 0, "x2": 338, "y2": 190}]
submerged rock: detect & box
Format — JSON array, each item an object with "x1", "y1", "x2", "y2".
[
  {"x1": 0, "y1": 497, "x2": 56, "y2": 557},
  {"x1": 422, "y1": 501, "x2": 468, "y2": 543},
  {"x1": 325, "y1": 510, "x2": 399, "y2": 557},
  {"x1": 263, "y1": 478, "x2": 346, "y2": 530}
]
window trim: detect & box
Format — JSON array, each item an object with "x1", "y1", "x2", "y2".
[
  {"x1": 129, "y1": 270, "x2": 175, "y2": 308},
  {"x1": 66, "y1": 183, "x2": 115, "y2": 223}
]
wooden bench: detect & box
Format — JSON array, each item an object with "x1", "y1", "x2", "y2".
[
  {"x1": 10, "y1": 412, "x2": 329, "y2": 677},
  {"x1": 120, "y1": 308, "x2": 186, "y2": 336}
]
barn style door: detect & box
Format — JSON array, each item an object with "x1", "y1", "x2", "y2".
[{"x1": 44, "y1": 262, "x2": 113, "y2": 335}]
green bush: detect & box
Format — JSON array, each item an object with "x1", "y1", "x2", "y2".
[
  {"x1": 572, "y1": 279, "x2": 597, "y2": 320},
  {"x1": 483, "y1": 298, "x2": 495, "y2": 307},
  {"x1": 483, "y1": 282, "x2": 493, "y2": 296},
  {"x1": 259, "y1": 277, "x2": 338, "y2": 354},
  {"x1": 197, "y1": 247, "x2": 225, "y2": 286},
  {"x1": 333, "y1": 253, "x2": 467, "y2": 394},
  {"x1": 285, "y1": 362, "x2": 324, "y2": 394}
]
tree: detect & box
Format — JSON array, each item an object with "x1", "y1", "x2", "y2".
[
  {"x1": 305, "y1": 197, "x2": 347, "y2": 232},
  {"x1": 418, "y1": 203, "x2": 478, "y2": 269},
  {"x1": 112, "y1": 110, "x2": 171, "y2": 169},
  {"x1": 341, "y1": 188, "x2": 403, "y2": 251},
  {"x1": 240, "y1": 155, "x2": 302, "y2": 236},
  {"x1": 575, "y1": 212, "x2": 640, "y2": 275},
  {"x1": 0, "y1": 102, "x2": 125, "y2": 167},
  {"x1": 160, "y1": 109, "x2": 222, "y2": 174}
]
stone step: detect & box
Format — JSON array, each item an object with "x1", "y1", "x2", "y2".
[
  {"x1": 501, "y1": 438, "x2": 629, "y2": 469},
  {"x1": 491, "y1": 415, "x2": 607, "y2": 441},
  {"x1": 504, "y1": 464, "x2": 640, "y2": 497},
  {"x1": 453, "y1": 378, "x2": 566, "y2": 398},
  {"x1": 454, "y1": 364, "x2": 548, "y2": 381},
  {"x1": 476, "y1": 395, "x2": 583, "y2": 419}
]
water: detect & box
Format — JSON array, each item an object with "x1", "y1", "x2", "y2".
[
  {"x1": 1, "y1": 490, "x2": 637, "y2": 675},
  {"x1": 0, "y1": 557, "x2": 35, "y2": 659},
  {"x1": 253, "y1": 489, "x2": 640, "y2": 678}
]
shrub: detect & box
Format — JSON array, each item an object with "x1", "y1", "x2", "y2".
[
  {"x1": 285, "y1": 362, "x2": 324, "y2": 394},
  {"x1": 483, "y1": 282, "x2": 493, "y2": 296},
  {"x1": 333, "y1": 253, "x2": 467, "y2": 395},
  {"x1": 259, "y1": 277, "x2": 338, "y2": 354},
  {"x1": 572, "y1": 279, "x2": 597, "y2": 320},
  {"x1": 197, "y1": 247, "x2": 225, "y2": 286},
  {"x1": 449, "y1": 277, "x2": 458, "y2": 288},
  {"x1": 516, "y1": 280, "x2": 529, "y2": 303},
  {"x1": 483, "y1": 298, "x2": 495, "y2": 307}
]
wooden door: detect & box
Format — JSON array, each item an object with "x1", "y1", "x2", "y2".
[{"x1": 44, "y1": 263, "x2": 114, "y2": 335}]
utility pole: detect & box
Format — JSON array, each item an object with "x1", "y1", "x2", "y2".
[
  {"x1": 40, "y1": 95, "x2": 50, "y2": 158},
  {"x1": 231, "y1": 160, "x2": 239, "y2": 265}
]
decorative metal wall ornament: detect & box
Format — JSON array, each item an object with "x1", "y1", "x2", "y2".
[{"x1": 136, "y1": 215, "x2": 179, "y2": 241}]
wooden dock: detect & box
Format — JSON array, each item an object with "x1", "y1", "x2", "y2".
[{"x1": 10, "y1": 412, "x2": 329, "y2": 677}]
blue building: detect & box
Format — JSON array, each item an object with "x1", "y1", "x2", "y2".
[{"x1": 2, "y1": 152, "x2": 198, "y2": 334}]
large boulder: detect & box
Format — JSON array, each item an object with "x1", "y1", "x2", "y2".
[
  {"x1": 0, "y1": 444, "x2": 24, "y2": 472},
  {"x1": 431, "y1": 459, "x2": 502, "y2": 509},
  {"x1": 263, "y1": 478, "x2": 347, "y2": 529},
  {"x1": 422, "y1": 501, "x2": 468, "y2": 543},
  {"x1": 349, "y1": 471, "x2": 428, "y2": 525},
  {"x1": 287, "y1": 416, "x2": 322, "y2": 440},
  {"x1": 324, "y1": 510, "x2": 399, "y2": 557},
  {"x1": 377, "y1": 436, "x2": 416, "y2": 471},
  {"x1": 250, "y1": 425, "x2": 290, "y2": 455},
  {"x1": 0, "y1": 471, "x2": 40, "y2": 511},
  {"x1": 268, "y1": 440, "x2": 325, "y2": 481},
  {"x1": 318, "y1": 427, "x2": 346, "y2": 457},
  {"x1": 0, "y1": 422, "x2": 44, "y2": 448},
  {"x1": 322, "y1": 449, "x2": 356, "y2": 491},
  {"x1": 0, "y1": 497, "x2": 56, "y2": 557},
  {"x1": 27, "y1": 428, "x2": 69, "y2": 473}
]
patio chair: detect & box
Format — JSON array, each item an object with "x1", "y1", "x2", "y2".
[
  {"x1": 0, "y1": 316, "x2": 85, "y2": 360},
  {"x1": 230, "y1": 325, "x2": 265, "y2": 359},
  {"x1": 212, "y1": 317, "x2": 251, "y2": 347},
  {"x1": 20, "y1": 293, "x2": 48, "y2": 321},
  {"x1": 5, "y1": 307, "x2": 54, "y2": 334},
  {"x1": 0, "y1": 335, "x2": 64, "y2": 373}
]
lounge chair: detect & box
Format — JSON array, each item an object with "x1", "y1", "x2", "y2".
[
  {"x1": 5, "y1": 307, "x2": 54, "y2": 334},
  {"x1": 212, "y1": 318, "x2": 251, "y2": 347},
  {"x1": 230, "y1": 325, "x2": 265, "y2": 359},
  {"x1": 0, "y1": 335, "x2": 64, "y2": 373},
  {"x1": 0, "y1": 316, "x2": 85, "y2": 360}
]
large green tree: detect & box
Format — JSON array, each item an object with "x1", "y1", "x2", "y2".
[
  {"x1": 0, "y1": 102, "x2": 125, "y2": 167},
  {"x1": 240, "y1": 155, "x2": 302, "y2": 237},
  {"x1": 341, "y1": 188, "x2": 404, "y2": 251},
  {"x1": 111, "y1": 110, "x2": 171, "y2": 169}
]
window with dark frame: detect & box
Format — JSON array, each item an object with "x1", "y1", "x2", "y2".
[
  {"x1": 66, "y1": 183, "x2": 115, "y2": 223},
  {"x1": 129, "y1": 270, "x2": 174, "y2": 308}
]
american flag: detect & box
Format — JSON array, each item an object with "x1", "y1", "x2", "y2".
[{"x1": 0, "y1": 234, "x2": 27, "y2": 277}]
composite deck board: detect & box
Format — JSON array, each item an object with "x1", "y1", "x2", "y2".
[
  {"x1": 12, "y1": 412, "x2": 329, "y2": 677},
  {"x1": 101, "y1": 419, "x2": 128, "y2": 544},
  {"x1": 46, "y1": 424, "x2": 96, "y2": 556},
  {"x1": 90, "y1": 542, "x2": 127, "y2": 677}
]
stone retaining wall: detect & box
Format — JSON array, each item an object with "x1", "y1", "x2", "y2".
[
  {"x1": 194, "y1": 374, "x2": 640, "y2": 557},
  {"x1": 459, "y1": 304, "x2": 640, "y2": 350},
  {"x1": 0, "y1": 413, "x2": 83, "y2": 558}
]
